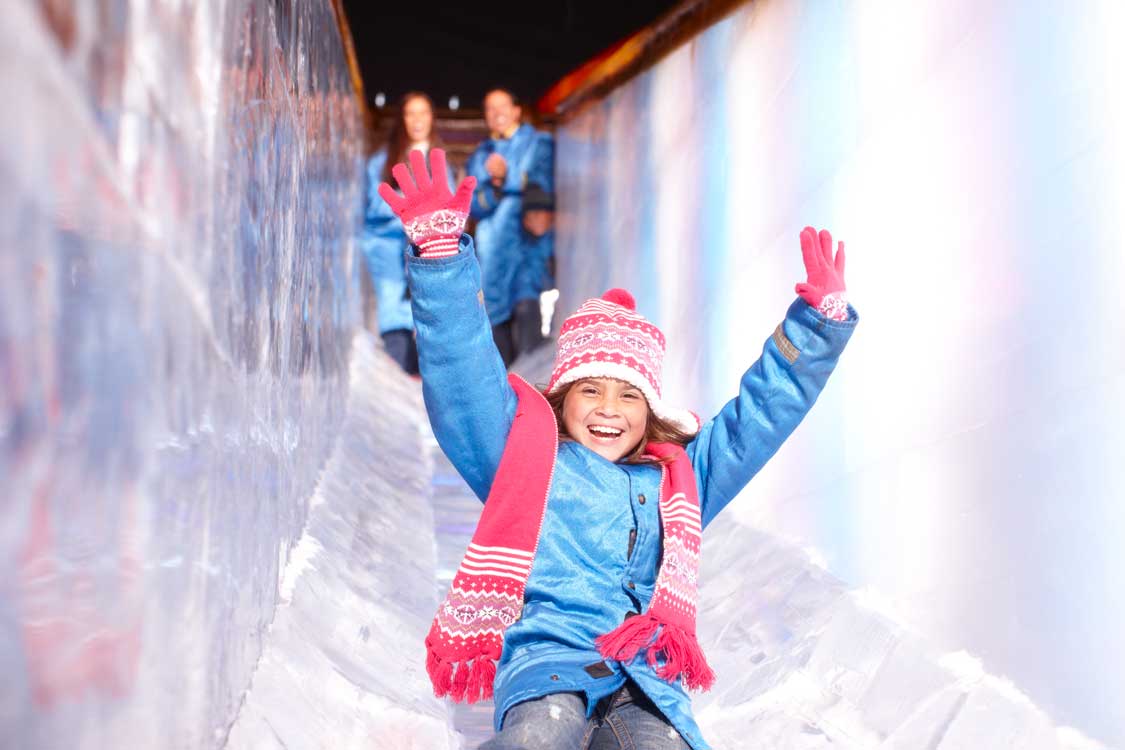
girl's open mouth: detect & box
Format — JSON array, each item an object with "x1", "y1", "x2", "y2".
[{"x1": 587, "y1": 425, "x2": 624, "y2": 440}]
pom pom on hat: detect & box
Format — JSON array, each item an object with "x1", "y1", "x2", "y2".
[{"x1": 601, "y1": 288, "x2": 636, "y2": 311}]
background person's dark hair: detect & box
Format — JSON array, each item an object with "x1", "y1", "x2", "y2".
[
  {"x1": 542, "y1": 380, "x2": 694, "y2": 465},
  {"x1": 380, "y1": 91, "x2": 445, "y2": 185},
  {"x1": 483, "y1": 87, "x2": 521, "y2": 107}
]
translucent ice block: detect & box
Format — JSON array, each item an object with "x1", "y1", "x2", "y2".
[{"x1": 1, "y1": 0, "x2": 367, "y2": 746}]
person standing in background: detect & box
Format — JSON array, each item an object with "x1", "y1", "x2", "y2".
[
  {"x1": 511, "y1": 182, "x2": 555, "y2": 355},
  {"x1": 360, "y1": 91, "x2": 451, "y2": 375},
  {"x1": 465, "y1": 88, "x2": 553, "y2": 367}
]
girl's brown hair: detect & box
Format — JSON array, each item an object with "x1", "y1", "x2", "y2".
[{"x1": 542, "y1": 379, "x2": 695, "y2": 465}]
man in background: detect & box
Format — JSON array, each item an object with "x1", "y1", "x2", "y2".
[{"x1": 465, "y1": 88, "x2": 553, "y2": 366}]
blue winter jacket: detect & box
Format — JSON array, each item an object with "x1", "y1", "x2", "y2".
[
  {"x1": 524, "y1": 130, "x2": 554, "y2": 197},
  {"x1": 360, "y1": 148, "x2": 412, "y2": 334},
  {"x1": 361, "y1": 148, "x2": 456, "y2": 334},
  {"x1": 465, "y1": 124, "x2": 552, "y2": 326},
  {"x1": 513, "y1": 228, "x2": 554, "y2": 304},
  {"x1": 407, "y1": 236, "x2": 857, "y2": 749},
  {"x1": 513, "y1": 134, "x2": 555, "y2": 303}
]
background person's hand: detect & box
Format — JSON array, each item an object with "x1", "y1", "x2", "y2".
[
  {"x1": 484, "y1": 153, "x2": 507, "y2": 184},
  {"x1": 795, "y1": 226, "x2": 848, "y2": 321},
  {"x1": 378, "y1": 148, "x2": 475, "y2": 258}
]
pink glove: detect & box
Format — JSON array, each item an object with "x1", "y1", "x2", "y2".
[
  {"x1": 378, "y1": 148, "x2": 476, "y2": 258},
  {"x1": 795, "y1": 226, "x2": 849, "y2": 321}
]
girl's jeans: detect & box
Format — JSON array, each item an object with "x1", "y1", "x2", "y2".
[{"x1": 478, "y1": 680, "x2": 691, "y2": 750}]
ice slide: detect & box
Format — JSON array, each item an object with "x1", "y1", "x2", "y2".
[{"x1": 2, "y1": 1, "x2": 1121, "y2": 748}]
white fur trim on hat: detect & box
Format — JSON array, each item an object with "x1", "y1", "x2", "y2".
[{"x1": 548, "y1": 360, "x2": 701, "y2": 436}]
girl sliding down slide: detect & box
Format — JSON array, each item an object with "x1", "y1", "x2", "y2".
[{"x1": 379, "y1": 148, "x2": 857, "y2": 749}]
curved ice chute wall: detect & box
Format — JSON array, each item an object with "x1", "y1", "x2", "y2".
[
  {"x1": 225, "y1": 334, "x2": 458, "y2": 749},
  {"x1": 0, "y1": 1, "x2": 446, "y2": 746},
  {"x1": 555, "y1": 1, "x2": 1124, "y2": 746}
]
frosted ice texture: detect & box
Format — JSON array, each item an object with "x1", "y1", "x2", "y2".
[
  {"x1": 1, "y1": 0, "x2": 366, "y2": 747},
  {"x1": 225, "y1": 334, "x2": 459, "y2": 749},
  {"x1": 692, "y1": 525, "x2": 1110, "y2": 749}
]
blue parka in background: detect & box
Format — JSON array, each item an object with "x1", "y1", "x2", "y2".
[
  {"x1": 513, "y1": 134, "x2": 555, "y2": 305},
  {"x1": 407, "y1": 235, "x2": 858, "y2": 749},
  {"x1": 512, "y1": 229, "x2": 554, "y2": 306},
  {"x1": 524, "y1": 129, "x2": 554, "y2": 197},
  {"x1": 360, "y1": 147, "x2": 454, "y2": 335},
  {"x1": 465, "y1": 123, "x2": 552, "y2": 326}
]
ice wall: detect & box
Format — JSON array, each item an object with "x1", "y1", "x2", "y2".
[
  {"x1": 555, "y1": 1, "x2": 1124, "y2": 746},
  {"x1": 0, "y1": 1, "x2": 370, "y2": 746}
]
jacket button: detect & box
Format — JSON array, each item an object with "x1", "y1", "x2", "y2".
[
  {"x1": 627, "y1": 581, "x2": 636, "y2": 590},
  {"x1": 638, "y1": 494, "x2": 646, "y2": 505},
  {"x1": 550, "y1": 674, "x2": 560, "y2": 681}
]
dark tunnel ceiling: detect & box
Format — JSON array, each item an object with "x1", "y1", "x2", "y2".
[{"x1": 341, "y1": 1, "x2": 681, "y2": 109}]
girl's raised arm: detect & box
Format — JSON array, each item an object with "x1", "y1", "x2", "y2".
[
  {"x1": 688, "y1": 227, "x2": 857, "y2": 528},
  {"x1": 379, "y1": 149, "x2": 517, "y2": 501}
]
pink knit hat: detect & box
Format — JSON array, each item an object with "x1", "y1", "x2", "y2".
[{"x1": 546, "y1": 289, "x2": 701, "y2": 435}]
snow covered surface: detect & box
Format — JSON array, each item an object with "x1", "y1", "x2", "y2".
[
  {"x1": 226, "y1": 335, "x2": 459, "y2": 750},
  {"x1": 692, "y1": 523, "x2": 1110, "y2": 749}
]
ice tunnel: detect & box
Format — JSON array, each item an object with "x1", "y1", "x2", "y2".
[{"x1": 2, "y1": 1, "x2": 1123, "y2": 749}]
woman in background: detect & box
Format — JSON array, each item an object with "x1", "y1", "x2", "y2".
[{"x1": 360, "y1": 91, "x2": 450, "y2": 374}]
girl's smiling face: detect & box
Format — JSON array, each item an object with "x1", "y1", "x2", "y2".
[{"x1": 561, "y1": 378, "x2": 649, "y2": 462}]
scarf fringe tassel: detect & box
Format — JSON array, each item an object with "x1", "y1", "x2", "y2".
[
  {"x1": 426, "y1": 649, "x2": 496, "y2": 704},
  {"x1": 595, "y1": 613, "x2": 716, "y2": 692}
]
